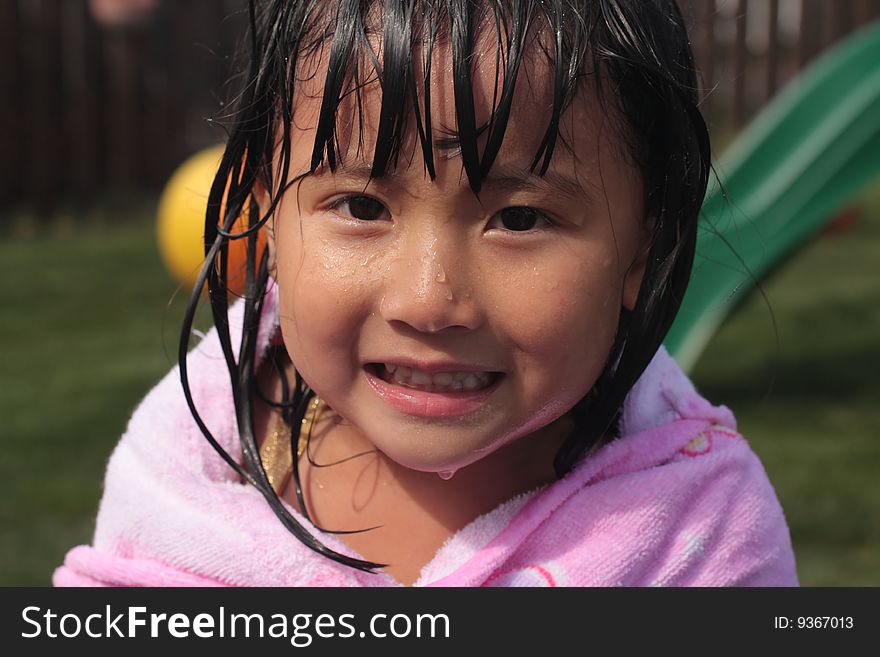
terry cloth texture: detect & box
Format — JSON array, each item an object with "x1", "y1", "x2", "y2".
[{"x1": 54, "y1": 282, "x2": 798, "y2": 587}]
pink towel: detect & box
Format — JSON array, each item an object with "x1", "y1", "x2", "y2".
[{"x1": 54, "y1": 283, "x2": 798, "y2": 587}]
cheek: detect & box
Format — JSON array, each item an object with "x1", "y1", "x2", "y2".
[
  {"x1": 275, "y1": 222, "x2": 402, "y2": 388},
  {"x1": 494, "y1": 254, "x2": 622, "y2": 369},
  {"x1": 274, "y1": 231, "x2": 377, "y2": 376}
]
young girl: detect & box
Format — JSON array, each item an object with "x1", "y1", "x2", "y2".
[{"x1": 55, "y1": 0, "x2": 797, "y2": 587}]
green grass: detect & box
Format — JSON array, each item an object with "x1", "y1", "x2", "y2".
[
  {"x1": 2, "y1": 189, "x2": 879, "y2": 586},
  {"x1": 1, "y1": 211, "x2": 199, "y2": 585}
]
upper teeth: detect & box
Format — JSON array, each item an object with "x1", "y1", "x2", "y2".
[{"x1": 383, "y1": 363, "x2": 493, "y2": 391}]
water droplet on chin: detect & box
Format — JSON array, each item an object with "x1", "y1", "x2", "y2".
[
  {"x1": 437, "y1": 470, "x2": 456, "y2": 481},
  {"x1": 435, "y1": 264, "x2": 446, "y2": 283}
]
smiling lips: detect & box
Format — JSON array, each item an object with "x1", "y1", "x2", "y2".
[
  {"x1": 378, "y1": 363, "x2": 496, "y2": 392},
  {"x1": 364, "y1": 362, "x2": 503, "y2": 418}
]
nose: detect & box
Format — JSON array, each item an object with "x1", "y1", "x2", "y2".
[{"x1": 379, "y1": 233, "x2": 482, "y2": 333}]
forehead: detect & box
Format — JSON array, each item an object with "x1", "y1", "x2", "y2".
[{"x1": 287, "y1": 14, "x2": 629, "y2": 192}]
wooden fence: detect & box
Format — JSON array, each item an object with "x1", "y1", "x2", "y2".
[
  {"x1": 0, "y1": 0, "x2": 247, "y2": 215},
  {"x1": 682, "y1": 0, "x2": 880, "y2": 134},
  {"x1": 2, "y1": 0, "x2": 880, "y2": 216}
]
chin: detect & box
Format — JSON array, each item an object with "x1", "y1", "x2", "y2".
[{"x1": 376, "y1": 439, "x2": 495, "y2": 475}]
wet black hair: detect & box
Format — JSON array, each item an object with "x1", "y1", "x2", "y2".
[{"x1": 180, "y1": 0, "x2": 710, "y2": 573}]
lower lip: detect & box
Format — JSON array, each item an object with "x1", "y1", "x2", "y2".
[{"x1": 363, "y1": 369, "x2": 501, "y2": 418}]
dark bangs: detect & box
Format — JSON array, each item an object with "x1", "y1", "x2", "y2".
[
  {"x1": 277, "y1": 0, "x2": 591, "y2": 195},
  {"x1": 181, "y1": 0, "x2": 709, "y2": 572}
]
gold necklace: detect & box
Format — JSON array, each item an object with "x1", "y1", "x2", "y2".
[{"x1": 259, "y1": 395, "x2": 325, "y2": 495}]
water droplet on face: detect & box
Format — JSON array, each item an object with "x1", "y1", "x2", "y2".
[
  {"x1": 360, "y1": 252, "x2": 379, "y2": 268},
  {"x1": 445, "y1": 289, "x2": 453, "y2": 301},
  {"x1": 435, "y1": 264, "x2": 446, "y2": 283},
  {"x1": 437, "y1": 469, "x2": 456, "y2": 481}
]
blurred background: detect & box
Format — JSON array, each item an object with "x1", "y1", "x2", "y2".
[{"x1": 1, "y1": 0, "x2": 879, "y2": 585}]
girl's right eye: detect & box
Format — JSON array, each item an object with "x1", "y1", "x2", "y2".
[{"x1": 330, "y1": 195, "x2": 390, "y2": 222}]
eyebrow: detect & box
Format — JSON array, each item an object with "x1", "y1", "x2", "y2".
[
  {"x1": 482, "y1": 166, "x2": 596, "y2": 203},
  {"x1": 311, "y1": 162, "x2": 596, "y2": 203}
]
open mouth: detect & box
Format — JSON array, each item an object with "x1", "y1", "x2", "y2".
[{"x1": 365, "y1": 363, "x2": 502, "y2": 393}]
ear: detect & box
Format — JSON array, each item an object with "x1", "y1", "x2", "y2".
[
  {"x1": 621, "y1": 224, "x2": 653, "y2": 311},
  {"x1": 253, "y1": 178, "x2": 277, "y2": 277}
]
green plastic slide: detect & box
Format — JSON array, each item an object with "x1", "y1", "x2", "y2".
[{"x1": 665, "y1": 20, "x2": 880, "y2": 371}]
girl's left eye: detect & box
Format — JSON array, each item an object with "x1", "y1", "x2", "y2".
[
  {"x1": 330, "y1": 195, "x2": 390, "y2": 222},
  {"x1": 487, "y1": 207, "x2": 552, "y2": 232}
]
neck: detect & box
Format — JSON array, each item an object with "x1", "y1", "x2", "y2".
[
  {"x1": 257, "y1": 353, "x2": 573, "y2": 585},
  {"x1": 304, "y1": 410, "x2": 571, "y2": 586}
]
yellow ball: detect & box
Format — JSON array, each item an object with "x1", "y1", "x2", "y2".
[
  {"x1": 156, "y1": 144, "x2": 225, "y2": 289},
  {"x1": 156, "y1": 145, "x2": 267, "y2": 294}
]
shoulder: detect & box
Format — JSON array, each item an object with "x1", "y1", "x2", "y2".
[
  {"x1": 631, "y1": 422, "x2": 799, "y2": 585},
  {"x1": 621, "y1": 346, "x2": 737, "y2": 436},
  {"x1": 108, "y1": 328, "x2": 241, "y2": 484},
  {"x1": 537, "y1": 343, "x2": 799, "y2": 586},
  {"x1": 540, "y1": 424, "x2": 799, "y2": 586},
  {"x1": 109, "y1": 286, "x2": 283, "y2": 481},
  {"x1": 617, "y1": 349, "x2": 798, "y2": 584}
]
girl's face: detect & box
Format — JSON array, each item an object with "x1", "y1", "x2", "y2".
[{"x1": 270, "y1": 39, "x2": 648, "y2": 474}]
